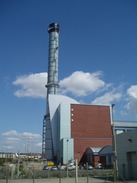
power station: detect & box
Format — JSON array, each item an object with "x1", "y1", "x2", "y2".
[
  {"x1": 42, "y1": 23, "x2": 113, "y2": 167},
  {"x1": 40, "y1": 23, "x2": 137, "y2": 180}
]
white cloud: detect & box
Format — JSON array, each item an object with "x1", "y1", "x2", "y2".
[
  {"x1": 127, "y1": 85, "x2": 137, "y2": 99},
  {"x1": 92, "y1": 92, "x2": 122, "y2": 105},
  {"x1": 2, "y1": 130, "x2": 20, "y2": 137},
  {"x1": 3, "y1": 146, "x2": 14, "y2": 150},
  {"x1": 125, "y1": 99, "x2": 137, "y2": 115},
  {"x1": 124, "y1": 85, "x2": 137, "y2": 116},
  {"x1": 59, "y1": 71, "x2": 105, "y2": 96},
  {"x1": 12, "y1": 71, "x2": 108, "y2": 98},
  {"x1": 1, "y1": 130, "x2": 42, "y2": 152},
  {"x1": 35, "y1": 142, "x2": 42, "y2": 147},
  {"x1": 13, "y1": 72, "x2": 47, "y2": 98},
  {"x1": 3, "y1": 137, "x2": 20, "y2": 147},
  {"x1": 5, "y1": 137, "x2": 20, "y2": 142},
  {"x1": 22, "y1": 132, "x2": 41, "y2": 139},
  {"x1": 11, "y1": 71, "x2": 137, "y2": 119}
]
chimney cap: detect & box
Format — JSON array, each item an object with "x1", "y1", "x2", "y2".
[{"x1": 48, "y1": 23, "x2": 60, "y2": 33}]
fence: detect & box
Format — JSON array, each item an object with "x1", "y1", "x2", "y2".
[{"x1": 0, "y1": 165, "x2": 114, "y2": 183}]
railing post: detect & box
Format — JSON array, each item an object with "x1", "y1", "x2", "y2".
[
  {"x1": 75, "y1": 159, "x2": 78, "y2": 183},
  {"x1": 86, "y1": 162, "x2": 89, "y2": 183}
]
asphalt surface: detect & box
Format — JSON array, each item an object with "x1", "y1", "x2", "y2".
[
  {"x1": 0, "y1": 177, "x2": 137, "y2": 183},
  {"x1": 0, "y1": 177, "x2": 112, "y2": 183}
]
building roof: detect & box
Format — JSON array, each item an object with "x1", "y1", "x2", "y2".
[
  {"x1": 85, "y1": 147, "x2": 102, "y2": 155},
  {"x1": 114, "y1": 121, "x2": 137, "y2": 128},
  {"x1": 85, "y1": 146, "x2": 113, "y2": 156},
  {"x1": 98, "y1": 145, "x2": 112, "y2": 156},
  {"x1": 48, "y1": 94, "x2": 79, "y2": 120}
]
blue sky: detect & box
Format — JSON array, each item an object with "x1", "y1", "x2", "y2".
[{"x1": 0, "y1": 0, "x2": 137, "y2": 153}]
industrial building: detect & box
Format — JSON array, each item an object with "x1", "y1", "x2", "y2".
[
  {"x1": 70, "y1": 104, "x2": 112, "y2": 167},
  {"x1": 43, "y1": 94, "x2": 113, "y2": 167},
  {"x1": 114, "y1": 120, "x2": 137, "y2": 134},
  {"x1": 116, "y1": 128, "x2": 137, "y2": 180},
  {"x1": 42, "y1": 23, "x2": 113, "y2": 167},
  {"x1": 42, "y1": 23, "x2": 137, "y2": 172}
]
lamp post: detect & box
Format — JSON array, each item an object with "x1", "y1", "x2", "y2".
[
  {"x1": 66, "y1": 139, "x2": 69, "y2": 178},
  {"x1": 78, "y1": 152, "x2": 80, "y2": 165},
  {"x1": 111, "y1": 104, "x2": 118, "y2": 182}
]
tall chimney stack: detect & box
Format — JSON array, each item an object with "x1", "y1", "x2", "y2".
[
  {"x1": 42, "y1": 23, "x2": 60, "y2": 160},
  {"x1": 46, "y1": 23, "x2": 60, "y2": 95}
]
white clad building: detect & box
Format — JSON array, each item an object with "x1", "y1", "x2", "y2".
[
  {"x1": 47, "y1": 94, "x2": 79, "y2": 163},
  {"x1": 117, "y1": 128, "x2": 137, "y2": 180}
]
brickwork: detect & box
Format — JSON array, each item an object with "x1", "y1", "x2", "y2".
[{"x1": 70, "y1": 104, "x2": 112, "y2": 164}]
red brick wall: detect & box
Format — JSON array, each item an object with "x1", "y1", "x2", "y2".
[{"x1": 71, "y1": 104, "x2": 112, "y2": 164}]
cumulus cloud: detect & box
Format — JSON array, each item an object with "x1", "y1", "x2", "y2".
[
  {"x1": 2, "y1": 130, "x2": 20, "y2": 137},
  {"x1": 1, "y1": 130, "x2": 41, "y2": 152},
  {"x1": 22, "y1": 132, "x2": 41, "y2": 139},
  {"x1": 59, "y1": 71, "x2": 105, "y2": 96},
  {"x1": 13, "y1": 72, "x2": 47, "y2": 98},
  {"x1": 35, "y1": 142, "x2": 42, "y2": 147},
  {"x1": 124, "y1": 85, "x2": 137, "y2": 116},
  {"x1": 92, "y1": 92, "x2": 122, "y2": 105},
  {"x1": 127, "y1": 85, "x2": 137, "y2": 99},
  {"x1": 3, "y1": 146, "x2": 14, "y2": 150},
  {"x1": 12, "y1": 71, "x2": 108, "y2": 98},
  {"x1": 125, "y1": 99, "x2": 137, "y2": 115},
  {"x1": 5, "y1": 137, "x2": 20, "y2": 141},
  {"x1": 11, "y1": 71, "x2": 137, "y2": 119},
  {"x1": 4, "y1": 137, "x2": 20, "y2": 145}
]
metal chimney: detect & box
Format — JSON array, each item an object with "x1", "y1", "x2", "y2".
[
  {"x1": 46, "y1": 23, "x2": 60, "y2": 95},
  {"x1": 42, "y1": 23, "x2": 60, "y2": 160}
]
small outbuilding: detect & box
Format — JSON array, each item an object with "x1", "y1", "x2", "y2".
[
  {"x1": 117, "y1": 129, "x2": 137, "y2": 180},
  {"x1": 81, "y1": 146, "x2": 113, "y2": 168},
  {"x1": 98, "y1": 145, "x2": 113, "y2": 168}
]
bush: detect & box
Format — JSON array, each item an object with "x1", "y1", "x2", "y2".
[{"x1": 0, "y1": 159, "x2": 5, "y2": 166}]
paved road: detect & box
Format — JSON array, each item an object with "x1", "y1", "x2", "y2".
[
  {"x1": 0, "y1": 177, "x2": 112, "y2": 183},
  {"x1": 0, "y1": 177, "x2": 137, "y2": 183}
]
